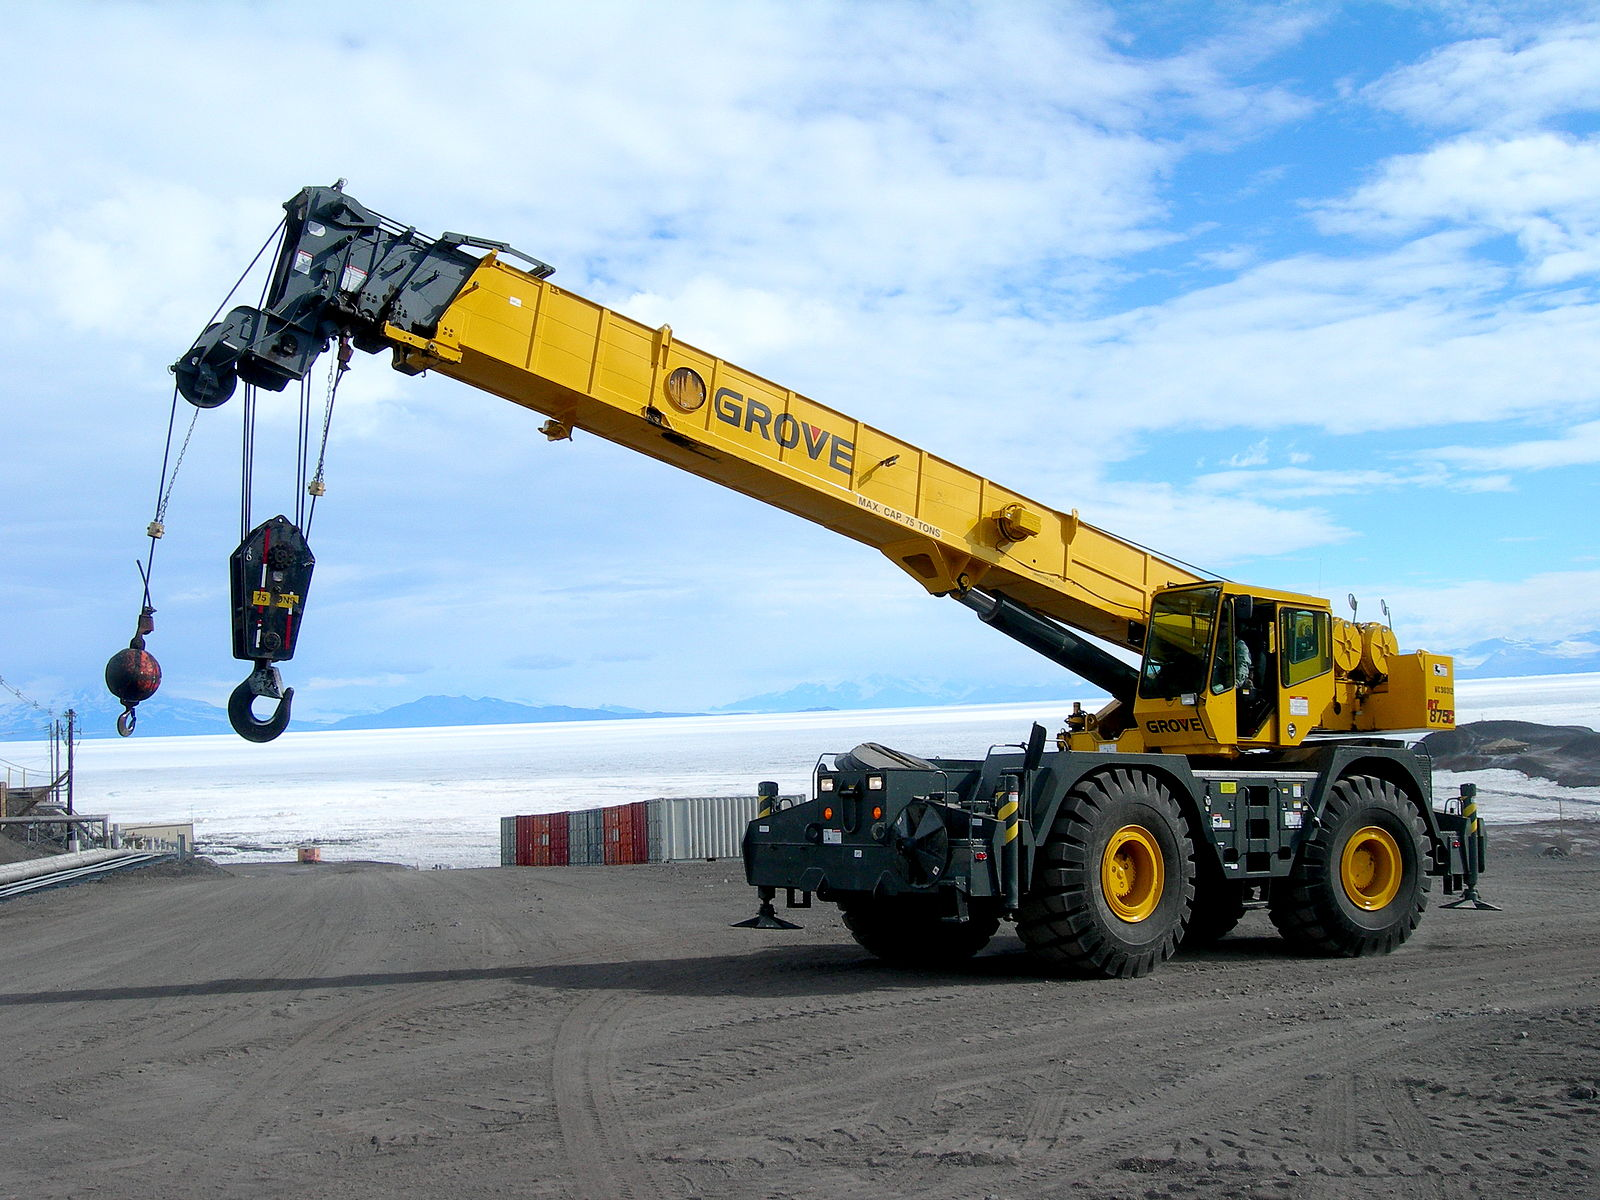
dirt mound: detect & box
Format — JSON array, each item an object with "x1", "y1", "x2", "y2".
[
  {"x1": 1420, "y1": 720, "x2": 1600, "y2": 787},
  {"x1": 85, "y1": 855, "x2": 235, "y2": 884},
  {"x1": 0, "y1": 836, "x2": 57, "y2": 865},
  {"x1": 133, "y1": 855, "x2": 233, "y2": 879}
]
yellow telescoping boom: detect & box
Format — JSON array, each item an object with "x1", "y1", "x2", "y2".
[{"x1": 172, "y1": 185, "x2": 1486, "y2": 978}]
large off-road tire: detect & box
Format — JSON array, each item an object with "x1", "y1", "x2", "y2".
[
  {"x1": 1268, "y1": 774, "x2": 1430, "y2": 957},
  {"x1": 840, "y1": 898, "x2": 1000, "y2": 966},
  {"x1": 1017, "y1": 769, "x2": 1195, "y2": 979},
  {"x1": 1185, "y1": 877, "x2": 1249, "y2": 946}
]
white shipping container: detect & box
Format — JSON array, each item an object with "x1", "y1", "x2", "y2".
[
  {"x1": 500, "y1": 816, "x2": 516, "y2": 866},
  {"x1": 647, "y1": 795, "x2": 802, "y2": 862}
]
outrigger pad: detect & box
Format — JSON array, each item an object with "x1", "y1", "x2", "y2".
[
  {"x1": 733, "y1": 888, "x2": 803, "y2": 930},
  {"x1": 732, "y1": 906, "x2": 802, "y2": 931},
  {"x1": 230, "y1": 515, "x2": 315, "y2": 664}
]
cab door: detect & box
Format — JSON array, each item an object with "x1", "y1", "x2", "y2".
[
  {"x1": 1194, "y1": 597, "x2": 1238, "y2": 747},
  {"x1": 1135, "y1": 583, "x2": 1241, "y2": 753},
  {"x1": 1275, "y1": 606, "x2": 1335, "y2": 744}
]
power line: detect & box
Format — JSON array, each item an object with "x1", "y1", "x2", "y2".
[{"x1": 0, "y1": 672, "x2": 54, "y2": 720}]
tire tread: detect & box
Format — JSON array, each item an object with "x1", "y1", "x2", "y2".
[
  {"x1": 1269, "y1": 774, "x2": 1430, "y2": 957},
  {"x1": 1017, "y1": 769, "x2": 1194, "y2": 979}
]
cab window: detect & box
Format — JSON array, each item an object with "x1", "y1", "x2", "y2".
[
  {"x1": 1140, "y1": 586, "x2": 1220, "y2": 699},
  {"x1": 1210, "y1": 601, "x2": 1236, "y2": 695},
  {"x1": 1279, "y1": 608, "x2": 1331, "y2": 686}
]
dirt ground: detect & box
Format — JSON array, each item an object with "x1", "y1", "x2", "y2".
[{"x1": 1, "y1": 822, "x2": 1596, "y2": 1200}]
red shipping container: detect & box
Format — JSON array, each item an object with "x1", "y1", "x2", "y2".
[
  {"x1": 549, "y1": 811, "x2": 570, "y2": 865},
  {"x1": 629, "y1": 801, "x2": 650, "y2": 864},
  {"x1": 601, "y1": 803, "x2": 650, "y2": 865},
  {"x1": 603, "y1": 804, "x2": 626, "y2": 865},
  {"x1": 515, "y1": 814, "x2": 536, "y2": 866},
  {"x1": 510, "y1": 813, "x2": 574, "y2": 867},
  {"x1": 529, "y1": 813, "x2": 553, "y2": 866},
  {"x1": 621, "y1": 805, "x2": 638, "y2": 863}
]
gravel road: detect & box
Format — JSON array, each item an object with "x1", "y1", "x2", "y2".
[{"x1": 1, "y1": 822, "x2": 1596, "y2": 1199}]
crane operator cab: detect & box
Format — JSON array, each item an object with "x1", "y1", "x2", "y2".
[{"x1": 1133, "y1": 582, "x2": 1337, "y2": 755}]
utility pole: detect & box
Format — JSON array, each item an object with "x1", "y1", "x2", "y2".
[{"x1": 65, "y1": 709, "x2": 76, "y2": 818}]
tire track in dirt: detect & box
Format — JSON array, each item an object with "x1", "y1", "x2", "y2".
[
  {"x1": 564, "y1": 896, "x2": 1597, "y2": 1199},
  {"x1": 838, "y1": 997, "x2": 1494, "y2": 1200},
  {"x1": 176, "y1": 871, "x2": 451, "y2": 1162},
  {"x1": 1369, "y1": 1075, "x2": 1442, "y2": 1154},
  {"x1": 623, "y1": 974, "x2": 1319, "y2": 1197},
  {"x1": 5, "y1": 877, "x2": 343, "y2": 1079},
  {"x1": 551, "y1": 993, "x2": 661, "y2": 1200},
  {"x1": 0, "y1": 871, "x2": 374, "y2": 1196},
  {"x1": 638, "y1": 903, "x2": 1596, "y2": 1135},
  {"x1": 1308, "y1": 1072, "x2": 1357, "y2": 1153},
  {"x1": 1287, "y1": 1070, "x2": 1448, "y2": 1200},
  {"x1": 631, "y1": 979, "x2": 1201, "y2": 1133}
]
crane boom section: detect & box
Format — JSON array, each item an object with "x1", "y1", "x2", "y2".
[
  {"x1": 174, "y1": 185, "x2": 1451, "y2": 750},
  {"x1": 403, "y1": 256, "x2": 1199, "y2": 650}
]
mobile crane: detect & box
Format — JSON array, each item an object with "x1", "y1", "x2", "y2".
[{"x1": 155, "y1": 183, "x2": 1485, "y2": 978}]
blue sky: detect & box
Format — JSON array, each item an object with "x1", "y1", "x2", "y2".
[{"x1": 2, "y1": 0, "x2": 1599, "y2": 720}]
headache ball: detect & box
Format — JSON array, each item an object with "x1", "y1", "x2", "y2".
[{"x1": 105, "y1": 647, "x2": 162, "y2": 707}]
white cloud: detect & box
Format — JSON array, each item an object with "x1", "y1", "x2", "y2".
[
  {"x1": 1196, "y1": 465, "x2": 1433, "y2": 499},
  {"x1": 1036, "y1": 236, "x2": 1600, "y2": 439},
  {"x1": 301, "y1": 673, "x2": 422, "y2": 693},
  {"x1": 1316, "y1": 134, "x2": 1600, "y2": 283},
  {"x1": 1364, "y1": 23, "x2": 1600, "y2": 130},
  {"x1": 619, "y1": 280, "x2": 849, "y2": 365},
  {"x1": 1446, "y1": 472, "x2": 1515, "y2": 494},
  {"x1": 1076, "y1": 482, "x2": 1353, "y2": 571},
  {"x1": 1223, "y1": 439, "x2": 1272, "y2": 468},
  {"x1": 1194, "y1": 244, "x2": 1259, "y2": 271},
  {"x1": 1387, "y1": 569, "x2": 1600, "y2": 649},
  {"x1": 0, "y1": 182, "x2": 284, "y2": 352},
  {"x1": 1421, "y1": 418, "x2": 1600, "y2": 472},
  {"x1": 1200, "y1": 420, "x2": 1600, "y2": 495},
  {"x1": 0, "y1": 1, "x2": 1330, "y2": 341}
]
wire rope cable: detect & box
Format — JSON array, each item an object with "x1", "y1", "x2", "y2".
[
  {"x1": 304, "y1": 338, "x2": 349, "y2": 536},
  {"x1": 240, "y1": 384, "x2": 257, "y2": 542},
  {"x1": 133, "y1": 217, "x2": 289, "y2": 611}
]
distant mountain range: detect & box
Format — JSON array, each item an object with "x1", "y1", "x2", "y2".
[
  {"x1": 1451, "y1": 631, "x2": 1600, "y2": 679},
  {"x1": 322, "y1": 695, "x2": 690, "y2": 731},
  {"x1": 0, "y1": 693, "x2": 689, "y2": 742},
  {"x1": 5, "y1": 631, "x2": 1596, "y2": 741},
  {"x1": 0, "y1": 692, "x2": 239, "y2": 743}
]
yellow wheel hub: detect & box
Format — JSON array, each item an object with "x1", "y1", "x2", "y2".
[
  {"x1": 1102, "y1": 825, "x2": 1164, "y2": 923},
  {"x1": 1340, "y1": 825, "x2": 1402, "y2": 911}
]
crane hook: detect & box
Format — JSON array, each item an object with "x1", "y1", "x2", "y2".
[{"x1": 228, "y1": 661, "x2": 294, "y2": 743}]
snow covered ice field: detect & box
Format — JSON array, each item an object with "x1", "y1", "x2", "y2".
[{"x1": 25, "y1": 673, "x2": 1600, "y2": 867}]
